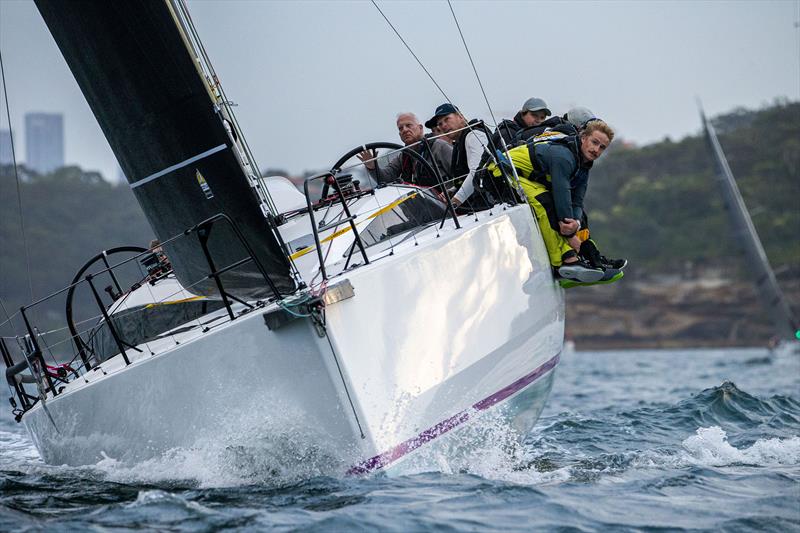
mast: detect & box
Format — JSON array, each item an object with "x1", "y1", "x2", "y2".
[
  {"x1": 699, "y1": 106, "x2": 799, "y2": 341},
  {"x1": 166, "y1": 0, "x2": 278, "y2": 217}
]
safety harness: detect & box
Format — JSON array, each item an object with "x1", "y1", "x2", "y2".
[
  {"x1": 451, "y1": 118, "x2": 497, "y2": 187},
  {"x1": 524, "y1": 133, "x2": 591, "y2": 189}
]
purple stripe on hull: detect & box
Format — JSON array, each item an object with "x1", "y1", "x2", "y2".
[{"x1": 347, "y1": 353, "x2": 560, "y2": 476}]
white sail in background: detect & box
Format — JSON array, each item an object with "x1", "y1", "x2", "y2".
[{"x1": 699, "y1": 106, "x2": 798, "y2": 341}]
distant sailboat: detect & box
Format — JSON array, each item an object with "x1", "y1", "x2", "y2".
[{"x1": 699, "y1": 105, "x2": 799, "y2": 346}]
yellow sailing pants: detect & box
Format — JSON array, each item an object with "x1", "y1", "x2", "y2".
[{"x1": 519, "y1": 178, "x2": 576, "y2": 267}]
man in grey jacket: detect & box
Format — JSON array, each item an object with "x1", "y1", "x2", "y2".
[{"x1": 358, "y1": 113, "x2": 452, "y2": 193}]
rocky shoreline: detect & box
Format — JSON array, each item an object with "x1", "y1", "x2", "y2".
[{"x1": 565, "y1": 274, "x2": 799, "y2": 350}]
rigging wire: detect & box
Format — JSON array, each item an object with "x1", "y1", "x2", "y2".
[
  {"x1": 369, "y1": 0, "x2": 521, "y2": 211},
  {"x1": 445, "y1": 0, "x2": 523, "y2": 195},
  {"x1": 0, "y1": 49, "x2": 34, "y2": 303},
  {"x1": 370, "y1": 0, "x2": 453, "y2": 105},
  {"x1": 0, "y1": 297, "x2": 19, "y2": 333},
  {"x1": 446, "y1": 0, "x2": 498, "y2": 130}
]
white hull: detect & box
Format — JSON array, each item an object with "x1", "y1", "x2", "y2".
[{"x1": 22, "y1": 204, "x2": 563, "y2": 473}]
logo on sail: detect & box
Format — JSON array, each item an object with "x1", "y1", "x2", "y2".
[{"x1": 196, "y1": 170, "x2": 214, "y2": 199}]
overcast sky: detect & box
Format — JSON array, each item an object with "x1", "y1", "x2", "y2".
[{"x1": 0, "y1": 0, "x2": 798, "y2": 182}]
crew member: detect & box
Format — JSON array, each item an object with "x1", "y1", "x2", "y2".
[
  {"x1": 358, "y1": 112, "x2": 453, "y2": 192},
  {"x1": 494, "y1": 97, "x2": 551, "y2": 147},
  {"x1": 514, "y1": 107, "x2": 626, "y2": 272},
  {"x1": 487, "y1": 120, "x2": 616, "y2": 282},
  {"x1": 426, "y1": 103, "x2": 494, "y2": 209}
]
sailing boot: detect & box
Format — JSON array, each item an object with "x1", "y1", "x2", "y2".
[
  {"x1": 580, "y1": 239, "x2": 627, "y2": 270},
  {"x1": 599, "y1": 255, "x2": 628, "y2": 270},
  {"x1": 557, "y1": 259, "x2": 605, "y2": 283},
  {"x1": 559, "y1": 268, "x2": 624, "y2": 289}
]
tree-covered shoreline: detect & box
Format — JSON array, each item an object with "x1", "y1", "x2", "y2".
[{"x1": 587, "y1": 100, "x2": 799, "y2": 276}]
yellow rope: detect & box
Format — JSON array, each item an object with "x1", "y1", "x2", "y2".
[{"x1": 144, "y1": 295, "x2": 206, "y2": 309}]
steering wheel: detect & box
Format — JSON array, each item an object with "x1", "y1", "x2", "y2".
[
  {"x1": 65, "y1": 246, "x2": 147, "y2": 369},
  {"x1": 323, "y1": 141, "x2": 444, "y2": 200}
]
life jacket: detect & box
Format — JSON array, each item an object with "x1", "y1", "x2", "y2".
[
  {"x1": 493, "y1": 113, "x2": 527, "y2": 149},
  {"x1": 524, "y1": 134, "x2": 592, "y2": 189},
  {"x1": 514, "y1": 117, "x2": 577, "y2": 146},
  {"x1": 451, "y1": 119, "x2": 495, "y2": 186},
  {"x1": 399, "y1": 142, "x2": 443, "y2": 189}
]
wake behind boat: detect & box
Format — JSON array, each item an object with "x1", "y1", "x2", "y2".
[{"x1": 2, "y1": 0, "x2": 563, "y2": 473}]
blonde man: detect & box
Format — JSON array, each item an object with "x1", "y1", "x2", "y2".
[{"x1": 488, "y1": 121, "x2": 616, "y2": 282}]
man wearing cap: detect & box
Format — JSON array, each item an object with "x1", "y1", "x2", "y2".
[
  {"x1": 515, "y1": 106, "x2": 595, "y2": 145},
  {"x1": 426, "y1": 103, "x2": 494, "y2": 208},
  {"x1": 494, "y1": 97, "x2": 552, "y2": 148},
  {"x1": 358, "y1": 112, "x2": 453, "y2": 192}
]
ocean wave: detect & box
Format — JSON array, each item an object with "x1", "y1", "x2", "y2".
[
  {"x1": 680, "y1": 426, "x2": 800, "y2": 467},
  {"x1": 657, "y1": 381, "x2": 800, "y2": 435},
  {"x1": 126, "y1": 489, "x2": 216, "y2": 514},
  {"x1": 0, "y1": 429, "x2": 41, "y2": 470},
  {"x1": 515, "y1": 424, "x2": 800, "y2": 486},
  {"x1": 0, "y1": 424, "x2": 344, "y2": 491},
  {"x1": 376, "y1": 379, "x2": 800, "y2": 486},
  {"x1": 537, "y1": 381, "x2": 799, "y2": 448},
  {"x1": 2, "y1": 380, "x2": 797, "y2": 492},
  {"x1": 88, "y1": 431, "x2": 345, "y2": 489}
]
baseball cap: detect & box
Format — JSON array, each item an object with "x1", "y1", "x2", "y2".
[
  {"x1": 521, "y1": 97, "x2": 551, "y2": 116},
  {"x1": 425, "y1": 103, "x2": 459, "y2": 129}
]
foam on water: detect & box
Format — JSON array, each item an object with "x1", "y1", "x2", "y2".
[
  {"x1": 385, "y1": 405, "x2": 572, "y2": 485},
  {"x1": 86, "y1": 423, "x2": 348, "y2": 489},
  {"x1": 5, "y1": 395, "x2": 797, "y2": 492},
  {"x1": 0, "y1": 428, "x2": 41, "y2": 468},
  {"x1": 0, "y1": 413, "x2": 346, "y2": 489},
  {"x1": 680, "y1": 426, "x2": 800, "y2": 467}
]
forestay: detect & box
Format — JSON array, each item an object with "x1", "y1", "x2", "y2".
[{"x1": 35, "y1": 0, "x2": 296, "y2": 299}]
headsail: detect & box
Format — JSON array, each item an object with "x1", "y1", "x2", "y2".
[
  {"x1": 699, "y1": 106, "x2": 798, "y2": 340},
  {"x1": 35, "y1": 0, "x2": 296, "y2": 298}
]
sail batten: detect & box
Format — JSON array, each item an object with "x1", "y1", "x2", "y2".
[
  {"x1": 132, "y1": 144, "x2": 228, "y2": 189},
  {"x1": 700, "y1": 108, "x2": 798, "y2": 340},
  {"x1": 35, "y1": 0, "x2": 295, "y2": 299}
]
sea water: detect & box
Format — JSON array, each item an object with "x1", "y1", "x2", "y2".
[{"x1": 1, "y1": 347, "x2": 798, "y2": 531}]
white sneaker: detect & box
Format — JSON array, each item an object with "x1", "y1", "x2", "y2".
[{"x1": 558, "y1": 261, "x2": 605, "y2": 282}]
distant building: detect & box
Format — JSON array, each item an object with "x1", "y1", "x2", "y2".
[
  {"x1": 0, "y1": 128, "x2": 13, "y2": 165},
  {"x1": 25, "y1": 113, "x2": 64, "y2": 174}
]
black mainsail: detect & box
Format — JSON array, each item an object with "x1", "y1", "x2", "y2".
[
  {"x1": 700, "y1": 107, "x2": 798, "y2": 341},
  {"x1": 35, "y1": 0, "x2": 295, "y2": 298}
]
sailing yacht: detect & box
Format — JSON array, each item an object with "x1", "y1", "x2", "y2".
[
  {"x1": 699, "y1": 107, "x2": 799, "y2": 350},
  {"x1": 3, "y1": 0, "x2": 564, "y2": 473}
]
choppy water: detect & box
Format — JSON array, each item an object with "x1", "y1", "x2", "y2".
[{"x1": 2, "y1": 347, "x2": 799, "y2": 531}]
